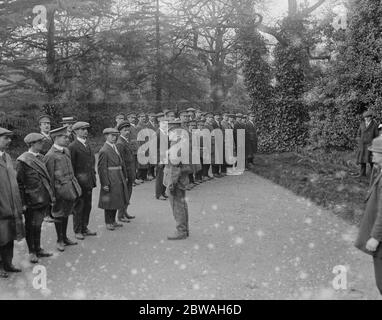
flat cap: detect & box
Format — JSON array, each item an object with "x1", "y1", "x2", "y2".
[
  {"x1": 156, "y1": 112, "x2": 165, "y2": 118},
  {"x1": 186, "y1": 107, "x2": 196, "y2": 112},
  {"x1": 24, "y1": 133, "x2": 44, "y2": 144},
  {"x1": 0, "y1": 127, "x2": 13, "y2": 137},
  {"x1": 126, "y1": 112, "x2": 137, "y2": 117},
  {"x1": 117, "y1": 120, "x2": 131, "y2": 131},
  {"x1": 179, "y1": 110, "x2": 190, "y2": 116},
  {"x1": 204, "y1": 112, "x2": 213, "y2": 117},
  {"x1": 50, "y1": 126, "x2": 69, "y2": 139},
  {"x1": 164, "y1": 110, "x2": 176, "y2": 116},
  {"x1": 138, "y1": 112, "x2": 146, "y2": 117},
  {"x1": 103, "y1": 128, "x2": 120, "y2": 135},
  {"x1": 38, "y1": 115, "x2": 51, "y2": 123},
  {"x1": 115, "y1": 112, "x2": 125, "y2": 119},
  {"x1": 60, "y1": 116, "x2": 76, "y2": 124},
  {"x1": 72, "y1": 122, "x2": 90, "y2": 131},
  {"x1": 363, "y1": 110, "x2": 374, "y2": 118},
  {"x1": 235, "y1": 113, "x2": 243, "y2": 118}
]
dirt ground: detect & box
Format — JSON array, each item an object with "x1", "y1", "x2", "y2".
[{"x1": 0, "y1": 171, "x2": 380, "y2": 300}]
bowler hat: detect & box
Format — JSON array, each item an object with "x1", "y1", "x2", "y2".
[
  {"x1": 24, "y1": 133, "x2": 44, "y2": 145},
  {"x1": 369, "y1": 137, "x2": 382, "y2": 153}
]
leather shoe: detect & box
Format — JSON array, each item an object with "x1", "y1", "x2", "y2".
[
  {"x1": 0, "y1": 270, "x2": 8, "y2": 278},
  {"x1": 112, "y1": 222, "x2": 123, "y2": 228},
  {"x1": 36, "y1": 249, "x2": 53, "y2": 258},
  {"x1": 83, "y1": 229, "x2": 97, "y2": 236},
  {"x1": 106, "y1": 224, "x2": 115, "y2": 231},
  {"x1": 156, "y1": 195, "x2": 167, "y2": 200},
  {"x1": 118, "y1": 217, "x2": 130, "y2": 223},
  {"x1": 56, "y1": 241, "x2": 65, "y2": 252},
  {"x1": 4, "y1": 265, "x2": 21, "y2": 273},
  {"x1": 75, "y1": 233, "x2": 85, "y2": 240},
  {"x1": 126, "y1": 214, "x2": 135, "y2": 219},
  {"x1": 167, "y1": 233, "x2": 188, "y2": 240},
  {"x1": 63, "y1": 238, "x2": 78, "y2": 246},
  {"x1": 29, "y1": 253, "x2": 39, "y2": 264}
]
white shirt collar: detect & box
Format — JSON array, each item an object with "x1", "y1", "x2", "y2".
[
  {"x1": 120, "y1": 135, "x2": 129, "y2": 142},
  {"x1": 106, "y1": 141, "x2": 116, "y2": 148},
  {"x1": 41, "y1": 132, "x2": 50, "y2": 138},
  {"x1": 53, "y1": 144, "x2": 64, "y2": 152},
  {"x1": 28, "y1": 149, "x2": 40, "y2": 157},
  {"x1": 0, "y1": 150, "x2": 4, "y2": 157},
  {"x1": 77, "y1": 137, "x2": 87, "y2": 146}
]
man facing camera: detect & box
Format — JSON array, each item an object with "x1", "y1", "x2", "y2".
[
  {"x1": 44, "y1": 127, "x2": 82, "y2": 252},
  {"x1": 98, "y1": 128, "x2": 129, "y2": 231},
  {"x1": 16, "y1": 133, "x2": 54, "y2": 264},
  {"x1": 68, "y1": 122, "x2": 97, "y2": 240}
]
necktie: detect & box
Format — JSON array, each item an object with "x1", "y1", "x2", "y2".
[{"x1": 1, "y1": 153, "x2": 6, "y2": 163}]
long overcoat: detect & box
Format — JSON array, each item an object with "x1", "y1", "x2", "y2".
[
  {"x1": 43, "y1": 146, "x2": 82, "y2": 217},
  {"x1": 245, "y1": 120, "x2": 258, "y2": 157},
  {"x1": 355, "y1": 170, "x2": 382, "y2": 258},
  {"x1": 98, "y1": 143, "x2": 129, "y2": 210},
  {"x1": 0, "y1": 152, "x2": 25, "y2": 246},
  {"x1": 356, "y1": 120, "x2": 379, "y2": 164}
]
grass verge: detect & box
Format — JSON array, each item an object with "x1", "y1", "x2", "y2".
[{"x1": 251, "y1": 152, "x2": 370, "y2": 225}]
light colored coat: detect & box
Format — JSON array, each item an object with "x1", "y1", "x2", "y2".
[{"x1": 0, "y1": 152, "x2": 24, "y2": 246}]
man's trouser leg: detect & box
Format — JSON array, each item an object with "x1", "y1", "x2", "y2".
[
  {"x1": 25, "y1": 207, "x2": 45, "y2": 253},
  {"x1": 360, "y1": 163, "x2": 367, "y2": 176},
  {"x1": 168, "y1": 187, "x2": 188, "y2": 236},
  {"x1": 202, "y1": 164, "x2": 210, "y2": 177},
  {"x1": 155, "y1": 165, "x2": 166, "y2": 198},
  {"x1": 105, "y1": 210, "x2": 117, "y2": 224},
  {"x1": 0, "y1": 241, "x2": 14, "y2": 270},
  {"x1": 373, "y1": 256, "x2": 382, "y2": 295}
]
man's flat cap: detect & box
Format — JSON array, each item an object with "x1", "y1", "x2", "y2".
[
  {"x1": 38, "y1": 115, "x2": 51, "y2": 123},
  {"x1": 117, "y1": 120, "x2": 131, "y2": 131},
  {"x1": 50, "y1": 126, "x2": 68, "y2": 139},
  {"x1": 138, "y1": 112, "x2": 146, "y2": 117},
  {"x1": 72, "y1": 122, "x2": 90, "y2": 131},
  {"x1": 235, "y1": 113, "x2": 243, "y2": 118},
  {"x1": 186, "y1": 107, "x2": 196, "y2": 112},
  {"x1": 0, "y1": 127, "x2": 13, "y2": 137},
  {"x1": 164, "y1": 110, "x2": 176, "y2": 115},
  {"x1": 204, "y1": 112, "x2": 213, "y2": 117},
  {"x1": 179, "y1": 110, "x2": 189, "y2": 116},
  {"x1": 103, "y1": 128, "x2": 120, "y2": 135},
  {"x1": 60, "y1": 116, "x2": 76, "y2": 124},
  {"x1": 363, "y1": 110, "x2": 374, "y2": 118},
  {"x1": 156, "y1": 112, "x2": 165, "y2": 118},
  {"x1": 24, "y1": 133, "x2": 44, "y2": 144},
  {"x1": 126, "y1": 112, "x2": 137, "y2": 117},
  {"x1": 115, "y1": 112, "x2": 125, "y2": 118}
]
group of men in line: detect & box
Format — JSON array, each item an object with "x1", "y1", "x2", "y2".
[{"x1": 0, "y1": 107, "x2": 257, "y2": 278}]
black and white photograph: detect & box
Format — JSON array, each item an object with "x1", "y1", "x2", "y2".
[{"x1": 0, "y1": 0, "x2": 381, "y2": 304}]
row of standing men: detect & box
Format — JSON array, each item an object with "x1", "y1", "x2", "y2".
[{"x1": 0, "y1": 108, "x2": 258, "y2": 278}]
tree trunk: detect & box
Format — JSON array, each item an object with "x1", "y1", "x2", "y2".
[{"x1": 46, "y1": 8, "x2": 57, "y2": 102}]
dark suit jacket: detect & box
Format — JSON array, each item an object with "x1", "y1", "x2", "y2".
[{"x1": 68, "y1": 139, "x2": 97, "y2": 191}]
